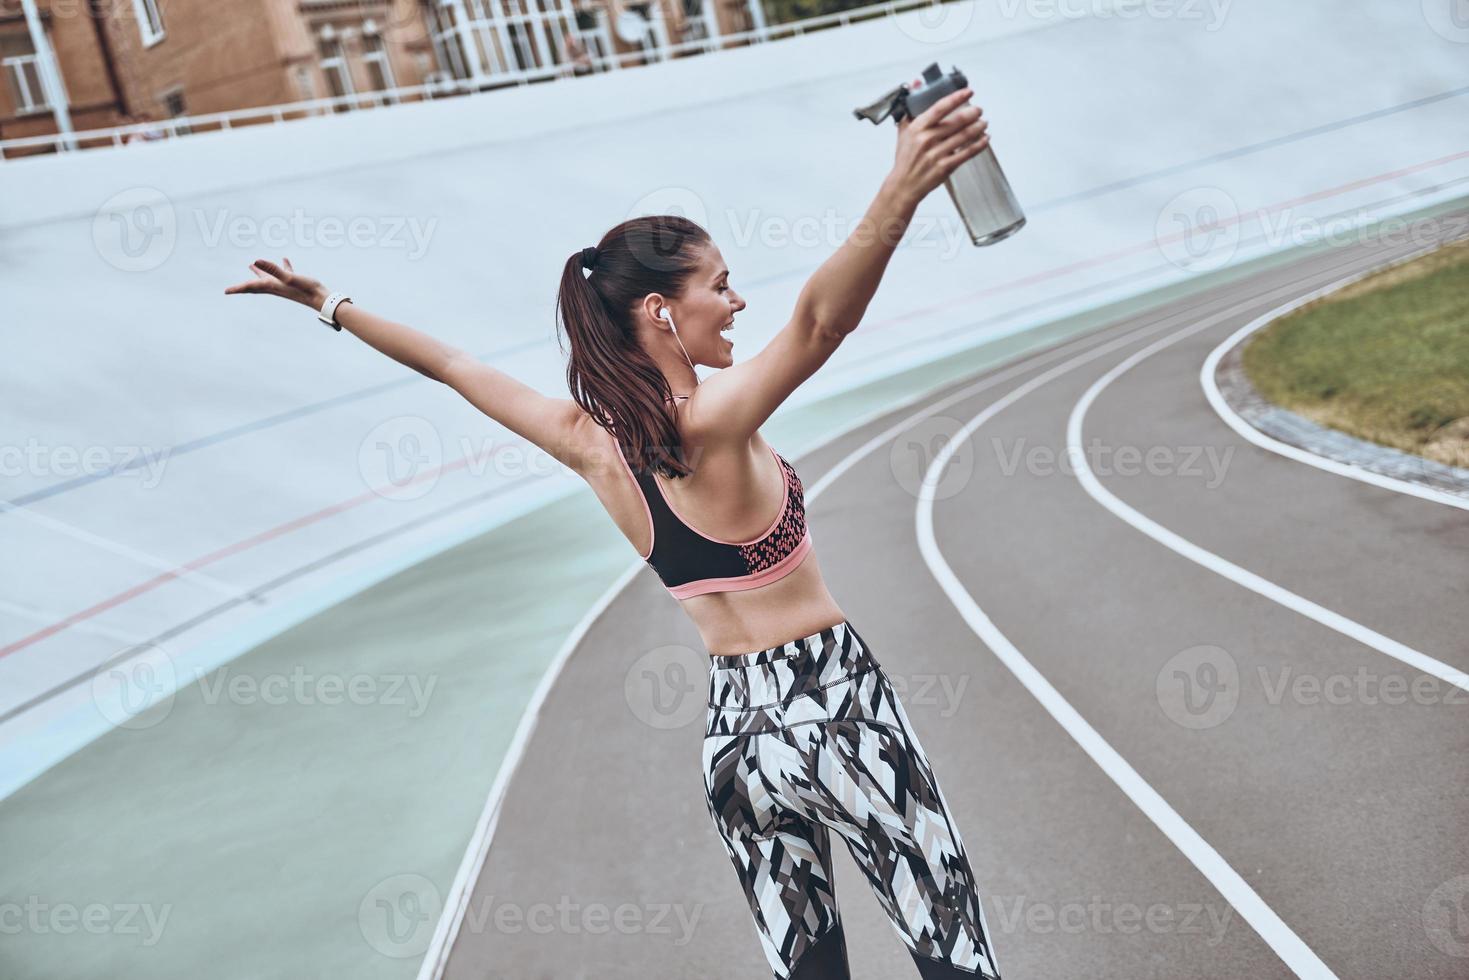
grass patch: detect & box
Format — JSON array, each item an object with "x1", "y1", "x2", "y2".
[{"x1": 1242, "y1": 238, "x2": 1469, "y2": 469}]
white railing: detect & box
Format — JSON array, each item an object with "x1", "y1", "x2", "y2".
[{"x1": 0, "y1": 0, "x2": 947, "y2": 161}]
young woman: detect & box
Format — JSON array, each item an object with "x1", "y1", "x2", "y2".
[{"x1": 226, "y1": 85, "x2": 999, "y2": 980}]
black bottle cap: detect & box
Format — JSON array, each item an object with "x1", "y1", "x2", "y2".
[{"x1": 903, "y1": 63, "x2": 966, "y2": 120}]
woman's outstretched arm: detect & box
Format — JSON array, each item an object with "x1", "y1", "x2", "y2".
[
  {"x1": 225, "y1": 258, "x2": 592, "y2": 470},
  {"x1": 793, "y1": 85, "x2": 989, "y2": 339},
  {"x1": 224, "y1": 258, "x2": 458, "y2": 380},
  {"x1": 688, "y1": 86, "x2": 990, "y2": 442}
]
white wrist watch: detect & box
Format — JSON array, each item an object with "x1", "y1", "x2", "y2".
[{"x1": 317, "y1": 291, "x2": 352, "y2": 331}]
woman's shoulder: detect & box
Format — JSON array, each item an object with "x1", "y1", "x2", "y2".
[
  {"x1": 669, "y1": 392, "x2": 772, "y2": 459},
  {"x1": 603, "y1": 395, "x2": 770, "y2": 478}
]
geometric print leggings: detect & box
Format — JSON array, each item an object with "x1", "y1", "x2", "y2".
[{"x1": 702, "y1": 620, "x2": 1004, "y2": 979}]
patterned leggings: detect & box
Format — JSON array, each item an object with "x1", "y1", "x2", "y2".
[{"x1": 702, "y1": 620, "x2": 1003, "y2": 980}]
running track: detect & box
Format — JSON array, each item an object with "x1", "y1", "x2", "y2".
[{"x1": 436, "y1": 211, "x2": 1469, "y2": 979}]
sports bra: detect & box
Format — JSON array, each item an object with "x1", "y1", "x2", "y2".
[{"x1": 611, "y1": 410, "x2": 813, "y2": 599}]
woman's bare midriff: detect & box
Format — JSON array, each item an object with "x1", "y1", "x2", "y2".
[
  {"x1": 680, "y1": 548, "x2": 848, "y2": 657},
  {"x1": 593, "y1": 424, "x2": 847, "y2": 657}
]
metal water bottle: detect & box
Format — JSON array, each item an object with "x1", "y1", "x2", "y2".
[{"x1": 854, "y1": 62, "x2": 1026, "y2": 247}]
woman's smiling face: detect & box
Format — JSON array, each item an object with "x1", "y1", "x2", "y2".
[{"x1": 677, "y1": 242, "x2": 746, "y2": 368}]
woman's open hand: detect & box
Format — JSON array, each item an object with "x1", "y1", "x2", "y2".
[
  {"x1": 886, "y1": 86, "x2": 990, "y2": 208},
  {"x1": 224, "y1": 257, "x2": 328, "y2": 311}
]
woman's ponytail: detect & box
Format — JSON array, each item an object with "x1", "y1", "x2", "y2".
[{"x1": 554, "y1": 215, "x2": 710, "y2": 480}]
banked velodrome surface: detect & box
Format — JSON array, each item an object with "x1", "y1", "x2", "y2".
[{"x1": 442, "y1": 215, "x2": 1469, "y2": 979}]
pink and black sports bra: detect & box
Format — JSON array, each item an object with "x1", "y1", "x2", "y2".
[{"x1": 611, "y1": 400, "x2": 813, "y2": 599}]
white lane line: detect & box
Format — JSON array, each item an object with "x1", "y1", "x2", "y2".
[
  {"x1": 419, "y1": 300, "x2": 1202, "y2": 980},
  {"x1": 1069, "y1": 277, "x2": 1469, "y2": 697},
  {"x1": 1200, "y1": 243, "x2": 1469, "y2": 512},
  {"x1": 913, "y1": 300, "x2": 1343, "y2": 979}
]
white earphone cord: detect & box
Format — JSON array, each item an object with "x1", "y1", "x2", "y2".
[{"x1": 663, "y1": 308, "x2": 698, "y2": 380}]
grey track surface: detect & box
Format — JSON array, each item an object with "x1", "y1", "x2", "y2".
[{"x1": 444, "y1": 217, "x2": 1469, "y2": 980}]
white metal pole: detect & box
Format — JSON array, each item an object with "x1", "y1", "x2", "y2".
[
  {"x1": 446, "y1": 0, "x2": 489, "y2": 81},
  {"x1": 481, "y1": 0, "x2": 517, "y2": 76},
  {"x1": 598, "y1": 6, "x2": 619, "y2": 70},
  {"x1": 699, "y1": 0, "x2": 721, "y2": 49},
  {"x1": 19, "y1": 0, "x2": 74, "y2": 150},
  {"x1": 745, "y1": 0, "x2": 767, "y2": 36},
  {"x1": 647, "y1": 0, "x2": 669, "y2": 60}
]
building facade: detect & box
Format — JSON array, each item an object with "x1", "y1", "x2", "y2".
[{"x1": 0, "y1": 0, "x2": 769, "y2": 156}]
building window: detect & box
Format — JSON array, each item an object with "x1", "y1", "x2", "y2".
[
  {"x1": 132, "y1": 0, "x2": 166, "y2": 47},
  {"x1": 506, "y1": 21, "x2": 534, "y2": 72},
  {"x1": 361, "y1": 29, "x2": 397, "y2": 92},
  {"x1": 680, "y1": 0, "x2": 714, "y2": 44},
  {"x1": 419, "y1": 1, "x2": 469, "y2": 82},
  {"x1": 1, "y1": 35, "x2": 50, "y2": 114},
  {"x1": 571, "y1": 6, "x2": 613, "y2": 72},
  {"x1": 158, "y1": 86, "x2": 189, "y2": 133},
  {"x1": 317, "y1": 31, "x2": 355, "y2": 109}
]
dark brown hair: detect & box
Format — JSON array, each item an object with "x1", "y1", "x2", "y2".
[{"x1": 556, "y1": 214, "x2": 711, "y2": 480}]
